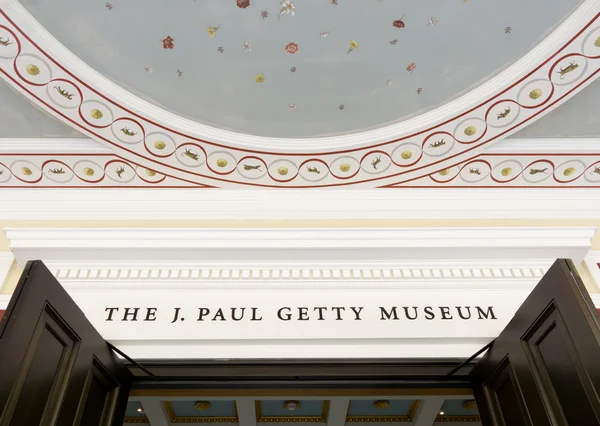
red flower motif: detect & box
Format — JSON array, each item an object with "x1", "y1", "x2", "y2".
[
  {"x1": 237, "y1": 0, "x2": 250, "y2": 8},
  {"x1": 406, "y1": 62, "x2": 416, "y2": 73},
  {"x1": 285, "y1": 42, "x2": 299, "y2": 54},
  {"x1": 393, "y1": 14, "x2": 406, "y2": 28},
  {"x1": 162, "y1": 36, "x2": 174, "y2": 49}
]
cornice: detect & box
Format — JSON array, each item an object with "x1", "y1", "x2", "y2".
[
  {"x1": 5, "y1": 227, "x2": 595, "y2": 267},
  {"x1": 0, "y1": 0, "x2": 598, "y2": 187},
  {"x1": 1, "y1": 189, "x2": 600, "y2": 220}
]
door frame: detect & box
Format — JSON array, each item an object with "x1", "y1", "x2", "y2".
[{"x1": 127, "y1": 358, "x2": 475, "y2": 391}]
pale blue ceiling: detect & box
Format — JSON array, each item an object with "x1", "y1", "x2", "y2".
[
  {"x1": 510, "y1": 79, "x2": 600, "y2": 138},
  {"x1": 20, "y1": 0, "x2": 583, "y2": 138},
  {"x1": 0, "y1": 80, "x2": 84, "y2": 138}
]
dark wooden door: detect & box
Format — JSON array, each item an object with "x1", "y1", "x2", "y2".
[
  {"x1": 471, "y1": 259, "x2": 600, "y2": 425},
  {"x1": 0, "y1": 261, "x2": 132, "y2": 426}
]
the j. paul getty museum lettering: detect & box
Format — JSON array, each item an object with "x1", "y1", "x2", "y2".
[{"x1": 104, "y1": 305, "x2": 498, "y2": 323}]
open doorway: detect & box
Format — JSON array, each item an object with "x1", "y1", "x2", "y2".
[{"x1": 1, "y1": 260, "x2": 600, "y2": 425}]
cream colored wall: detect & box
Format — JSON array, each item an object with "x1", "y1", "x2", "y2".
[{"x1": 1, "y1": 219, "x2": 599, "y2": 294}]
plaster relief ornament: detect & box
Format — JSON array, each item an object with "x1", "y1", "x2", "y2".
[
  {"x1": 393, "y1": 14, "x2": 406, "y2": 28},
  {"x1": 177, "y1": 69, "x2": 183, "y2": 77},
  {"x1": 162, "y1": 36, "x2": 174, "y2": 49},
  {"x1": 154, "y1": 140, "x2": 166, "y2": 150},
  {"x1": 105, "y1": 2, "x2": 113, "y2": 10},
  {"x1": 386, "y1": 79, "x2": 392, "y2": 85},
  {"x1": 529, "y1": 88, "x2": 542, "y2": 99},
  {"x1": 290, "y1": 66, "x2": 296, "y2": 73},
  {"x1": 464, "y1": 126, "x2": 477, "y2": 136},
  {"x1": 216, "y1": 159, "x2": 228, "y2": 168},
  {"x1": 401, "y1": 150, "x2": 412, "y2": 159},
  {"x1": 288, "y1": 103, "x2": 296, "y2": 110},
  {"x1": 564, "y1": 167, "x2": 576, "y2": 176},
  {"x1": 255, "y1": 73, "x2": 265, "y2": 83},
  {"x1": 505, "y1": 26, "x2": 512, "y2": 34},
  {"x1": 218, "y1": 46, "x2": 224, "y2": 53},
  {"x1": 284, "y1": 401, "x2": 301, "y2": 411},
  {"x1": 428, "y1": 16, "x2": 437, "y2": 26},
  {"x1": 285, "y1": 42, "x2": 299, "y2": 54},
  {"x1": 54, "y1": 86, "x2": 74, "y2": 100},
  {"x1": 279, "y1": 0, "x2": 295, "y2": 20},
  {"x1": 21, "y1": 167, "x2": 32, "y2": 176},
  {"x1": 406, "y1": 62, "x2": 416, "y2": 74},
  {"x1": 207, "y1": 26, "x2": 220, "y2": 38},
  {"x1": 237, "y1": 0, "x2": 250, "y2": 8},
  {"x1": 339, "y1": 163, "x2": 351, "y2": 172},
  {"x1": 90, "y1": 109, "x2": 103, "y2": 120},
  {"x1": 320, "y1": 31, "x2": 329, "y2": 37},
  {"x1": 195, "y1": 401, "x2": 212, "y2": 411},
  {"x1": 0, "y1": 37, "x2": 13, "y2": 46},
  {"x1": 243, "y1": 41, "x2": 251, "y2": 52},
  {"x1": 261, "y1": 10, "x2": 268, "y2": 19},
  {"x1": 390, "y1": 39, "x2": 398, "y2": 45},
  {"x1": 277, "y1": 167, "x2": 289, "y2": 176},
  {"x1": 556, "y1": 61, "x2": 579, "y2": 79},
  {"x1": 348, "y1": 40, "x2": 359, "y2": 53},
  {"x1": 83, "y1": 167, "x2": 95, "y2": 176},
  {"x1": 339, "y1": 104, "x2": 345, "y2": 110},
  {"x1": 26, "y1": 64, "x2": 40, "y2": 76},
  {"x1": 373, "y1": 400, "x2": 390, "y2": 409},
  {"x1": 501, "y1": 167, "x2": 512, "y2": 176},
  {"x1": 417, "y1": 87, "x2": 422, "y2": 94}
]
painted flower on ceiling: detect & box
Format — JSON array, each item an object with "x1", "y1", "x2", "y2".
[
  {"x1": 406, "y1": 62, "x2": 416, "y2": 73},
  {"x1": 162, "y1": 36, "x2": 174, "y2": 49},
  {"x1": 393, "y1": 14, "x2": 406, "y2": 28},
  {"x1": 595, "y1": 36, "x2": 600, "y2": 47},
  {"x1": 261, "y1": 11, "x2": 268, "y2": 18},
  {"x1": 243, "y1": 41, "x2": 251, "y2": 52},
  {"x1": 285, "y1": 42, "x2": 299, "y2": 54},
  {"x1": 207, "y1": 26, "x2": 220, "y2": 38},
  {"x1": 348, "y1": 40, "x2": 359, "y2": 53},
  {"x1": 237, "y1": 0, "x2": 250, "y2": 8},
  {"x1": 279, "y1": 0, "x2": 295, "y2": 20},
  {"x1": 255, "y1": 73, "x2": 265, "y2": 83}
]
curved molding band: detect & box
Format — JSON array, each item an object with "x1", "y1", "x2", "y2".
[{"x1": 0, "y1": 0, "x2": 599, "y2": 187}]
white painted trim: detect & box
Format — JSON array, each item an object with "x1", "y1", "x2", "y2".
[
  {"x1": 5, "y1": 226, "x2": 594, "y2": 267},
  {"x1": 0, "y1": 0, "x2": 598, "y2": 151},
  {"x1": 585, "y1": 251, "x2": 600, "y2": 290},
  {"x1": 1, "y1": 189, "x2": 600, "y2": 220},
  {"x1": 0, "y1": 252, "x2": 14, "y2": 292},
  {"x1": 0, "y1": 294, "x2": 11, "y2": 310},
  {"x1": 486, "y1": 138, "x2": 600, "y2": 153},
  {"x1": 3, "y1": 137, "x2": 599, "y2": 155},
  {"x1": 0, "y1": 138, "x2": 110, "y2": 154}
]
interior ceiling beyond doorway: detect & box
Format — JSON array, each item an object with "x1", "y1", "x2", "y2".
[{"x1": 0, "y1": 0, "x2": 599, "y2": 188}]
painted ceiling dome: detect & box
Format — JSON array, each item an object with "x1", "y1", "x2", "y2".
[
  {"x1": 0, "y1": 0, "x2": 599, "y2": 188},
  {"x1": 19, "y1": 0, "x2": 583, "y2": 138}
]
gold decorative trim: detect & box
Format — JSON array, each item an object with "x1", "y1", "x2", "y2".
[
  {"x1": 434, "y1": 415, "x2": 481, "y2": 422},
  {"x1": 346, "y1": 400, "x2": 420, "y2": 423},
  {"x1": 164, "y1": 401, "x2": 239, "y2": 423},
  {"x1": 255, "y1": 401, "x2": 330, "y2": 423},
  {"x1": 123, "y1": 418, "x2": 150, "y2": 424}
]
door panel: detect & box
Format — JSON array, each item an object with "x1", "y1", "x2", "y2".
[
  {"x1": 471, "y1": 259, "x2": 600, "y2": 426},
  {"x1": 0, "y1": 260, "x2": 131, "y2": 426}
]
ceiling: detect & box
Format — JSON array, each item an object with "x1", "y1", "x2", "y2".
[
  {"x1": 0, "y1": 0, "x2": 599, "y2": 188},
  {"x1": 124, "y1": 397, "x2": 481, "y2": 425},
  {"x1": 20, "y1": 0, "x2": 582, "y2": 138}
]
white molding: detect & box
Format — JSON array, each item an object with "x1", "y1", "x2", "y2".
[
  {"x1": 0, "y1": 138, "x2": 110, "y2": 154},
  {"x1": 1, "y1": 189, "x2": 600, "y2": 220},
  {"x1": 0, "y1": 294, "x2": 11, "y2": 310},
  {"x1": 585, "y1": 250, "x2": 600, "y2": 290},
  {"x1": 0, "y1": 252, "x2": 14, "y2": 291},
  {"x1": 486, "y1": 138, "x2": 600, "y2": 153},
  {"x1": 5, "y1": 226, "x2": 594, "y2": 268},
  {"x1": 2, "y1": 0, "x2": 597, "y2": 151},
  {"x1": 2, "y1": 137, "x2": 599, "y2": 155}
]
